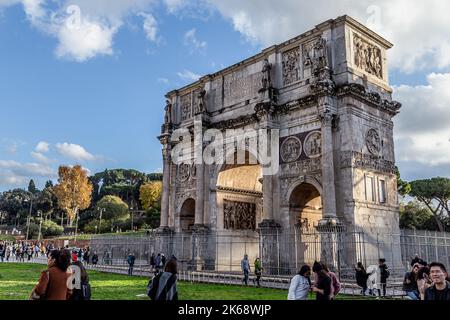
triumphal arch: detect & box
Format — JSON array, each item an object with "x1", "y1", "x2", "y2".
[{"x1": 158, "y1": 16, "x2": 402, "y2": 273}]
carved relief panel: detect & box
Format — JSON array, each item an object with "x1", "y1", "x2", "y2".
[
  {"x1": 353, "y1": 33, "x2": 383, "y2": 79},
  {"x1": 223, "y1": 67, "x2": 262, "y2": 107},
  {"x1": 366, "y1": 129, "x2": 381, "y2": 155},
  {"x1": 180, "y1": 93, "x2": 192, "y2": 122},
  {"x1": 282, "y1": 47, "x2": 300, "y2": 86},
  {"x1": 279, "y1": 130, "x2": 322, "y2": 164},
  {"x1": 223, "y1": 200, "x2": 256, "y2": 231}
]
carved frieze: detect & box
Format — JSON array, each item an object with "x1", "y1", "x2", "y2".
[
  {"x1": 180, "y1": 93, "x2": 192, "y2": 122},
  {"x1": 353, "y1": 33, "x2": 383, "y2": 79},
  {"x1": 282, "y1": 47, "x2": 300, "y2": 86},
  {"x1": 304, "y1": 131, "x2": 322, "y2": 158},
  {"x1": 177, "y1": 164, "x2": 191, "y2": 182},
  {"x1": 340, "y1": 151, "x2": 395, "y2": 174},
  {"x1": 366, "y1": 129, "x2": 381, "y2": 155},
  {"x1": 223, "y1": 200, "x2": 256, "y2": 231},
  {"x1": 280, "y1": 136, "x2": 302, "y2": 163},
  {"x1": 223, "y1": 68, "x2": 261, "y2": 106},
  {"x1": 280, "y1": 157, "x2": 322, "y2": 175}
]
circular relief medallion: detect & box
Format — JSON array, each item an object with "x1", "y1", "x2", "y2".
[
  {"x1": 177, "y1": 164, "x2": 190, "y2": 182},
  {"x1": 280, "y1": 136, "x2": 302, "y2": 163},
  {"x1": 304, "y1": 131, "x2": 322, "y2": 158},
  {"x1": 366, "y1": 129, "x2": 381, "y2": 154}
]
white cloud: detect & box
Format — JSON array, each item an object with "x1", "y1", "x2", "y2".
[
  {"x1": 205, "y1": 0, "x2": 450, "y2": 73},
  {"x1": 55, "y1": 142, "x2": 96, "y2": 161},
  {"x1": 139, "y1": 12, "x2": 158, "y2": 43},
  {"x1": 177, "y1": 69, "x2": 201, "y2": 81},
  {"x1": 35, "y1": 141, "x2": 49, "y2": 153},
  {"x1": 163, "y1": 0, "x2": 187, "y2": 13},
  {"x1": 157, "y1": 77, "x2": 169, "y2": 84},
  {"x1": 0, "y1": 160, "x2": 56, "y2": 177},
  {"x1": 30, "y1": 151, "x2": 53, "y2": 164},
  {"x1": 184, "y1": 28, "x2": 207, "y2": 52},
  {"x1": 393, "y1": 73, "x2": 450, "y2": 176}
]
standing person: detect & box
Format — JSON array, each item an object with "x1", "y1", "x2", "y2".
[
  {"x1": 161, "y1": 253, "x2": 166, "y2": 269},
  {"x1": 5, "y1": 245, "x2": 11, "y2": 262},
  {"x1": 253, "y1": 258, "x2": 263, "y2": 287},
  {"x1": 424, "y1": 262, "x2": 450, "y2": 300},
  {"x1": 321, "y1": 263, "x2": 341, "y2": 299},
  {"x1": 69, "y1": 258, "x2": 91, "y2": 300},
  {"x1": 241, "y1": 254, "x2": 250, "y2": 286},
  {"x1": 0, "y1": 242, "x2": 4, "y2": 262},
  {"x1": 34, "y1": 244, "x2": 40, "y2": 258},
  {"x1": 147, "y1": 257, "x2": 178, "y2": 301},
  {"x1": 154, "y1": 253, "x2": 162, "y2": 274},
  {"x1": 30, "y1": 249, "x2": 73, "y2": 300},
  {"x1": 150, "y1": 252, "x2": 156, "y2": 273},
  {"x1": 77, "y1": 248, "x2": 82, "y2": 262},
  {"x1": 27, "y1": 245, "x2": 33, "y2": 261},
  {"x1": 288, "y1": 265, "x2": 312, "y2": 300},
  {"x1": 127, "y1": 252, "x2": 136, "y2": 276},
  {"x1": 417, "y1": 266, "x2": 432, "y2": 300},
  {"x1": 377, "y1": 258, "x2": 390, "y2": 298},
  {"x1": 91, "y1": 252, "x2": 98, "y2": 265},
  {"x1": 71, "y1": 251, "x2": 78, "y2": 262},
  {"x1": 83, "y1": 248, "x2": 90, "y2": 265},
  {"x1": 403, "y1": 264, "x2": 420, "y2": 300},
  {"x1": 312, "y1": 266, "x2": 332, "y2": 301},
  {"x1": 355, "y1": 262, "x2": 368, "y2": 295}
]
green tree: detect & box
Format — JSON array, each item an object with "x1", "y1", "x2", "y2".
[
  {"x1": 399, "y1": 201, "x2": 439, "y2": 231},
  {"x1": 28, "y1": 179, "x2": 37, "y2": 194},
  {"x1": 409, "y1": 177, "x2": 450, "y2": 232},
  {"x1": 45, "y1": 180, "x2": 54, "y2": 188},
  {"x1": 41, "y1": 220, "x2": 64, "y2": 237},
  {"x1": 95, "y1": 195, "x2": 129, "y2": 232},
  {"x1": 395, "y1": 167, "x2": 411, "y2": 196}
]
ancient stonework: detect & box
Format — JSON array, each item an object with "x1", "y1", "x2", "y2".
[
  {"x1": 282, "y1": 48, "x2": 300, "y2": 86},
  {"x1": 223, "y1": 200, "x2": 256, "y2": 230},
  {"x1": 159, "y1": 16, "x2": 403, "y2": 272},
  {"x1": 304, "y1": 131, "x2": 322, "y2": 158},
  {"x1": 280, "y1": 136, "x2": 302, "y2": 163},
  {"x1": 353, "y1": 33, "x2": 383, "y2": 79},
  {"x1": 366, "y1": 129, "x2": 381, "y2": 155}
]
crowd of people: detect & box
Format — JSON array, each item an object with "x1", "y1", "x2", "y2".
[{"x1": 0, "y1": 240, "x2": 54, "y2": 262}]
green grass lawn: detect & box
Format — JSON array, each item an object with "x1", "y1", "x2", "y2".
[{"x1": 0, "y1": 263, "x2": 368, "y2": 300}]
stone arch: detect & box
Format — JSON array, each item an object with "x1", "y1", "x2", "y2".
[
  {"x1": 288, "y1": 181, "x2": 323, "y2": 229},
  {"x1": 179, "y1": 198, "x2": 195, "y2": 231}
]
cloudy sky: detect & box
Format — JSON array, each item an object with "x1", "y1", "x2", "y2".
[{"x1": 0, "y1": 0, "x2": 449, "y2": 191}]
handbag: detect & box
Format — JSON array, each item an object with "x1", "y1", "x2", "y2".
[
  {"x1": 30, "y1": 271, "x2": 50, "y2": 300},
  {"x1": 81, "y1": 283, "x2": 91, "y2": 300}
]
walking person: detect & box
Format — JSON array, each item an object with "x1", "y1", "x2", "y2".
[
  {"x1": 355, "y1": 262, "x2": 368, "y2": 295},
  {"x1": 253, "y1": 257, "x2": 263, "y2": 287},
  {"x1": 127, "y1": 252, "x2": 136, "y2": 276},
  {"x1": 154, "y1": 253, "x2": 162, "y2": 274},
  {"x1": 321, "y1": 263, "x2": 341, "y2": 299},
  {"x1": 147, "y1": 257, "x2": 178, "y2": 301},
  {"x1": 91, "y1": 252, "x2": 98, "y2": 265},
  {"x1": 241, "y1": 254, "x2": 251, "y2": 286},
  {"x1": 0, "y1": 242, "x2": 4, "y2": 262},
  {"x1": 30, "y1": 249, "x2": 73, "y2": 300},
  {"x1": 377, "y1": 259, "x2": 390, "y2": 298},
  {"x1": 150, "y1": 252, "x2": 156, "y2": 273},
  {"x1": 403, "y1": 264, "x2": 420, "y2": 300},
  {"x1": 424, "y1": 262, "x2": 450, "y2": 300},
  {"x1": 288, "y1": 265, "x2": 312, "y2": 300}
]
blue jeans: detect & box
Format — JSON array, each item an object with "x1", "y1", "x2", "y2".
[
  {"x1": 406, "y1": 290, "x2": 419, "y2": 300},
  {"x1": 243, "y1": 270, "x2": 249, "y2": 285}
]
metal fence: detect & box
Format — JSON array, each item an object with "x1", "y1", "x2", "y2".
[{"x1": 88, "y1": 228, "x2": 450, "y2": 281}]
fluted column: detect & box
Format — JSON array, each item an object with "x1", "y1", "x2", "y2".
[
  {"x1": 320, "y1": 111, "x2": 338, "y2": 221},
  {"x1": 160, "y1": 141, "x2": 171, "y2": 228},
  {"x1": 194, "y1": 163, "x2": 204, "y2": 225}
]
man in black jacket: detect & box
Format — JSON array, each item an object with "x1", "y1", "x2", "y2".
[{"x1": 424, "y1": 262, "x2": 450, "y2": 301}]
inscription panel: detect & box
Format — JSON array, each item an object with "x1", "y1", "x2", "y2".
[{"x1": 223, "y1": 68, "x2": 261, "y2": 107}]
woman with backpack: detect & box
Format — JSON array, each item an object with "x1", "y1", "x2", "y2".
[
  {"x1": 355, "y1": 262, "x2": 368, "y2": 295},
  {"x1": 320, "y1": 263, "x2": 341, "y2": 299},
  {"x1": 377, "y1": 258, "x2": 390, "y2": 298},
  {"x1": 31, "y1": 249, "x2": 72, "y2": 300},
  {"x1": 147, "y1": 257, "x2": 178, "y2": 301},
  {"x1": 69, "y1": 258, "x2": 91, "y2": 300}
]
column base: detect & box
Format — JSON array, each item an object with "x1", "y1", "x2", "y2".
[{"x1": 316, "y1": 217, "x2": 343, "y2": 229}]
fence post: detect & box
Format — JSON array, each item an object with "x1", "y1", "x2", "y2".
[
  {"x1": 277, "y1": 229, "x2": 280, "y2": 276},
  {"x1": 294, "y1": 227, "x2": 298, "y2": 272}
]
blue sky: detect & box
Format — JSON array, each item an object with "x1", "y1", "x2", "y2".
[{"x1": 1, "y1": 0, "x2": 450, "y2": 191}]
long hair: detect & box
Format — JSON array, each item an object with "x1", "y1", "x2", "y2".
[
  {"x1": 164, "y1": 258, "x2": 178, "y2": 274},
  {"x1": 50, "y1": 249, "x2": 71, "y2": 272}
]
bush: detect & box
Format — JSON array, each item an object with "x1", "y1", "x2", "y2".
[
  {"x1": 96, "y1": 195, "x2": 129, "y2": 223},
  {"x1": 83, "y1": 219, "x2": 113, "y2": 234}
]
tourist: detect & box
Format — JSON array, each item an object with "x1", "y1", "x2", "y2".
[
  {"x1": 91, "y1": 252, "x2": 98, "y2": 265},
  {"x1": 417, "y1": 266, "x2": 432, "y2": 300},
  {"x1": 312, "y1": 264, "x2": 332, "y2": 301},
  {"x1": 71, "y1": 250, "x2": 78, "y2": 262},
  {"x1": 161, "y1": 253, "x2": 166, "y2": 269},
  {"x1": 30, "y1": 249, "x2": 72, "y2": 300},
  {"x1": 150, "y1": 252, "x2": 156, "y2": 273},
  {"x1": 69, "y1": 257, "x2": 91, "y2": 300},
  {"x1": 147, "y1": 257, "x2": 178, "y2": 300},
  {"x1": 34, "y1": 243, "x2": 40, "y2": 258},
  {"x1": 253, "y1": 257, "x2": 263, "y2": 287},
  {"x1": 377, "y1": 258, "x2": 389, "y2": 297},
  {"x1": 127, "y1": 252, "x2": 136, "y2": 275},
  {"x1": 5, "y1": 245, "x2": 11, "y2": 261},
  {"x1": 424, "y1": 262, "x2": 450, "y2": 300},
  {"x1": 0, "y1": 242, "x2": 4, "y2": 262},
  {"x1": 355, "y1": 262, "x2": 368, "y2": 295},
  {"x1": 321, "y1": 263, "x2": 341, "y2": 299},
  {"x1": 26, "y1": 245, "x2": 33, "y2": 261},
  {"x1": 403, "y1": 264, "x2": 420, "y2": 300},
  {"x1": 83, "y1": 248, "x2": 90, "y2": 265},
  {"x1": 288, "y1": 265, "x2": 312, "y2": 300},
  {"x1": 241, "y1": 254, "x2": 251, "y2": 286},
  {"x1": 154, "y1": 253, "x2": 162, "y2": 274}
]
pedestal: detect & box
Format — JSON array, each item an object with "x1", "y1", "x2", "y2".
[{"x1": 258, "y1": 219, "x2": 282, "y2": 275}]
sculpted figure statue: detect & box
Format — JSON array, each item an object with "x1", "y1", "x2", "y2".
[
  {"x1": 261, "y1": 58, "x2": 272, "y2": 90},
  {"x1": 164, "y1": 100, "x2": 172, "y2": 124}
]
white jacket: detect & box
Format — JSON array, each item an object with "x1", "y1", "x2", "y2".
[{"x1": 288, "y1": 275, "x2": 310, "y2": 300}]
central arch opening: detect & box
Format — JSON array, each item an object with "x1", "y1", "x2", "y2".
[{"x1": 289, "y1": 183, "x2": 323, "y2": 229}]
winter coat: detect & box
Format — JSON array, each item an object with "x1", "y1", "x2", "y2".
[{"x1": 288, "y1": 275, "x2": 310, "y2": 300}]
